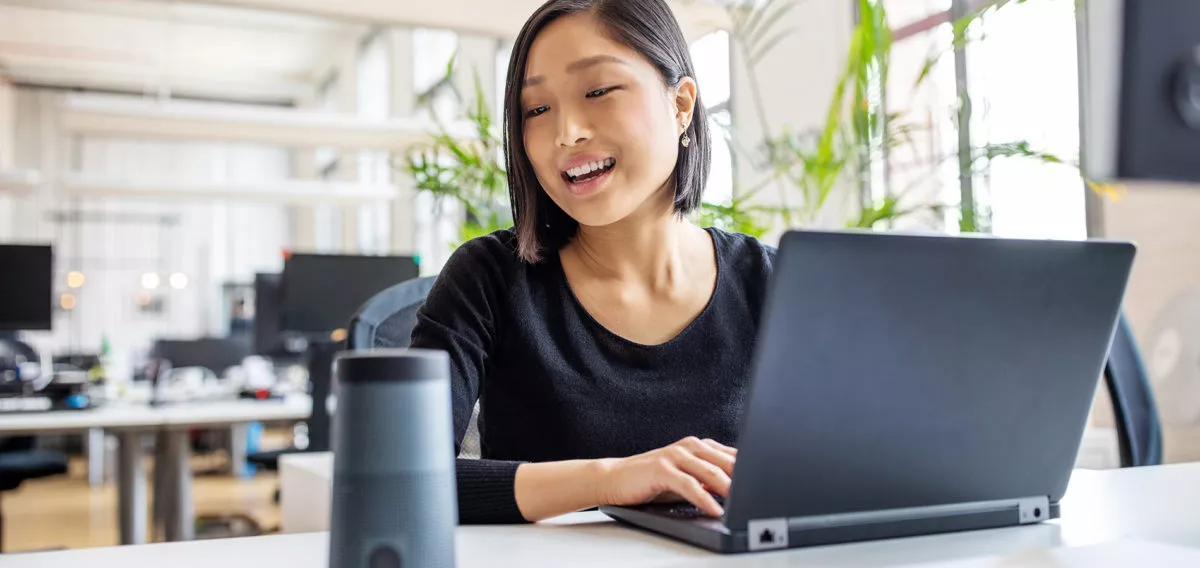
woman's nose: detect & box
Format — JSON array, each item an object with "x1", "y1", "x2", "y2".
[{"x1": 556, "y1": 108, "x2": 591, "y2": 148}]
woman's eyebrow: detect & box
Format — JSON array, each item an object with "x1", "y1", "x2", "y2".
[{"x1": 524, "y1": 54, "x2": 628, "y2": 88}]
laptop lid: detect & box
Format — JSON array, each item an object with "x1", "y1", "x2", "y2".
[{"x1": 723, "y1": 230, "x2": 1135, "y2": 530}]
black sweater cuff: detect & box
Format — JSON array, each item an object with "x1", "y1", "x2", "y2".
[{"x1": 456, "y1": 458, "x2": 528, "y2": 524}]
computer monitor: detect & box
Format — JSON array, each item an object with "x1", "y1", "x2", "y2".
[
  {"x1": 0, "y1": 245, "x2": 53, "y2": 331},
  {"x1": 152, "y1": 337, "x2": 252, "y2": 375},
  {"x1": 253, "y1": 273, "x2": 288, "y2": 357},
  {"x1": 279, "y1": 253, "x2": 419, "y2": 334}
]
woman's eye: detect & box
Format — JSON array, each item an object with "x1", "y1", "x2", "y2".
[
  {"x1": 586, "y1": 87, "x2": 614, "y2": 98},
  {"x1": 526, "y1": 105, "x2": 549, "y2": 118}
]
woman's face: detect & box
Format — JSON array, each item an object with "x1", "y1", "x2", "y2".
[{"x1": 520, "y1": 14, "x2": 695, "y2": 229}]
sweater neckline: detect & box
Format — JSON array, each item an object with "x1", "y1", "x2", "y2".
[{"x1": 554, "y1": 227, "x2": 725, "y2": 350}]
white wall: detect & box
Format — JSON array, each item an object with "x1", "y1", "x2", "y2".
[
  {"x1": 0, "y1": 78, "x2": 14, "y2": 169},
  {"x1": 1078, "y1": 0, "x2": 1200, "y2": 463}
]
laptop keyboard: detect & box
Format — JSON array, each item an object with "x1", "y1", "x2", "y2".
[{"x1": 657, "y1": 496, "x2": 726, "y2": 519}]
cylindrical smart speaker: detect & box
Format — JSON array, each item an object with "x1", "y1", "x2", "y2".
[{"x1": 329, "y1": 349, "x2": 457, "y2": 568}]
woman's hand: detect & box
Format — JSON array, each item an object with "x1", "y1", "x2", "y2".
[{"x1": 594, "y1": 436, "x2": 737, "y2": 517}]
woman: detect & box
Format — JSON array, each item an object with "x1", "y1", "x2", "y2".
[{"x1": 411, "y1": 0, "x2": 775, "y2": 524}]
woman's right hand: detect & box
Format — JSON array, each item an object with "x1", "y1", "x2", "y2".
[{"x1": 594, "y1": 436, "x2": 737, "y2": 517}]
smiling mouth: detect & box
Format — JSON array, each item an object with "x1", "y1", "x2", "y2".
[{"x1": 562, "y1": 158, "x2": 616, "y2": 184}]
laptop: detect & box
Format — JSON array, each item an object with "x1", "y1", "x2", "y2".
[{"x1": 600, "y1": 230, "x2": 1136, "y2": 553}]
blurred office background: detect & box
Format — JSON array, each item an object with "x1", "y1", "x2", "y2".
[{"x1": 0, "y1": 0, "x2": 1196, "y2": 553}]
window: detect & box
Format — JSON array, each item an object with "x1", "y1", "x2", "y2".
[
  {"x1": 313, "y1": 73, "x2": 341, "y2": 253},
  {"x1": 313, "y1": 73, "x2": 340, "y2": 175},
  {"x1": 877, "y1": 0, "x2": 1085, "y2": 238},
  {"x1": 496, "y1": 39, "x2": 514, "y2": 125},
  {"x1": 886, "y1": 18, "x2": 958, "y2": 231},
  {"x1": 885, "y1": 0, "x2": 952, "y2": 29},
  {"x1": 690, "y1": 30, "x2": 733, "y2": 206},
  {"x1": 356, "y1": 30, "x2": 392, "y2": 254},
  {"x1": 966, "y1": 0, "x2": 1085, "y2": 239},
  {"x1": 413, "y1": 28, "x2": 460, "y2": 123},
  {"x1": 411, "y1": 28, "x2": 463, "y2": 273}
]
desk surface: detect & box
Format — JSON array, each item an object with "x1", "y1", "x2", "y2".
[
  {"x1": 1, "y1": 534, "x2": 1197, "y2": 568},
  {"x1": 4, "y1": 462, "x2": 1198, "y2": 568},
  {"x1": 0, "y1": 396, "x2": 311, "y2": 433}
]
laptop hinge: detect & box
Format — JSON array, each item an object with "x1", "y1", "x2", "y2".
[
  {"x1": 1016, "y1": 496, "x2": 1051, "y2": 524},
  {"x1": 772, "y1": 496, "x2": 1051, "y2": 533}
]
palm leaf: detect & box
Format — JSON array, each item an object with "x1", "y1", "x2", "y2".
[
  {"x1": 749, "y1": 27, "x2": 799, "y2": 66},
  {"x1": 742, "y1": 0, "x2": 797, "y2": 52}
]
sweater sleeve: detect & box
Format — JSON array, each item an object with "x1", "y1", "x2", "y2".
[{"x1": 409, "y1": 232, "x2": 530, "y2": 524}]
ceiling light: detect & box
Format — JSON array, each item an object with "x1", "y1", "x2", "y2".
[{"x1": 141, "y1": 272, "x2": 160, "y2": 290}]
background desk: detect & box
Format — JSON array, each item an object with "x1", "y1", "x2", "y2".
[
  {"x1": 2, "y1": 464, "x2": 1200, "y2": 567},
  {"x1": 0, "y1": 396, "x2": 311, "y2": 544}
]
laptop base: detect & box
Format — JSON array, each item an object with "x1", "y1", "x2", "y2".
[{"x1": 600, "y1": 500, "x2": 1061, "y2": 554}]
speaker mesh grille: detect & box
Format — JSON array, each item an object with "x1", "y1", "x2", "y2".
[{"x1": 330, "y1": 472, "x2": 456, "y2": 568}]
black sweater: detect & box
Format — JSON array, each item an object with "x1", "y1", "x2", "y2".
[{"x1": 409, "y1": 227, "x2": 776, "y2": 523}]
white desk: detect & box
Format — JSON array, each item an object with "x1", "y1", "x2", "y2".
[
  {"x1": 2, "y1": 540, "x2": 1199, "y2": 568},
  {"x1": 3, "y1": 464, "x2": 1200, "y2": 567},
  {"x1": 278, "y1": 452, "x2": 334, "y2": 534},
  {"x1": 252, "y1": 460, "x2": 1200, "y2": 565},
  {"x1": 0, "y1": 398, "x2": 312, "y2": 433},
  {"x1": 1, "y1": 537, "x2": 1198, "y2": 568},
  {"x1": 0, "y1": 396, "x2": 311, "y2": 545}
]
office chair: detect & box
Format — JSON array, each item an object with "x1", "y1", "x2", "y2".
[
  {"x1": 1103, "y1": 313, "x2": 1163, "y2": 468},
  {"x1": 0, "y1": 339, "x2": 69, "y2": 549},
  {"x1": 347, "y1": 275, "x2": 438, "y2": 349},
  {"x1": 0, "y1": 437, "x2": 68, "y2": 551},
  {"x1": 344, "y1": 276, "x2": 482, "y2": 459}
]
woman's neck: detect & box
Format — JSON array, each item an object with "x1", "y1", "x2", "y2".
[{"x1": 566, "y1": 192, "x2": 706, "y2": 293}]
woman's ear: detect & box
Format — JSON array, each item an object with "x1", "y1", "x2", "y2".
[{"x1": 674, "y1": 76, "x2": 698, "y2": 133}]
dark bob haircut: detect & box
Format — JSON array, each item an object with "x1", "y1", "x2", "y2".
[{"x1": 503, "y1": 0, "x2": 711, "y2": 263}]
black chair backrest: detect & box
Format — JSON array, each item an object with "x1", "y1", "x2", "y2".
[
  {"x1": 347, "y1": 276, "x2": 439, "y2": 350},
  {"x1": 1104, "y1": 314, "x2": 1163, "y2": 467},
  {"x1": 344, "y1": 275, "x2": 483, "y2": 459}
]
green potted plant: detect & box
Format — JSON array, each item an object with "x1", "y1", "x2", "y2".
[{"x1": 401, "y1": 60, "x2": 512, "y2": 247}]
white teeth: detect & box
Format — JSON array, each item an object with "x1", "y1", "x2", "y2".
[{"x1": 564, "y1": 159, "x2": 614, "y2": 180}]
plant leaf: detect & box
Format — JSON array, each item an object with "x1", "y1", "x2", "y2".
[{"x1": 749, "y1": 27, "x2": 798, "y2": 66}]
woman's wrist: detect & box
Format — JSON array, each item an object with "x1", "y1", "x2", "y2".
[
  {"x1": 588, "y1": 457, "x2": 619, "y2": 507},
  {"x1": 515, "y1": 458, "x2": 621, "y2": 522}
]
